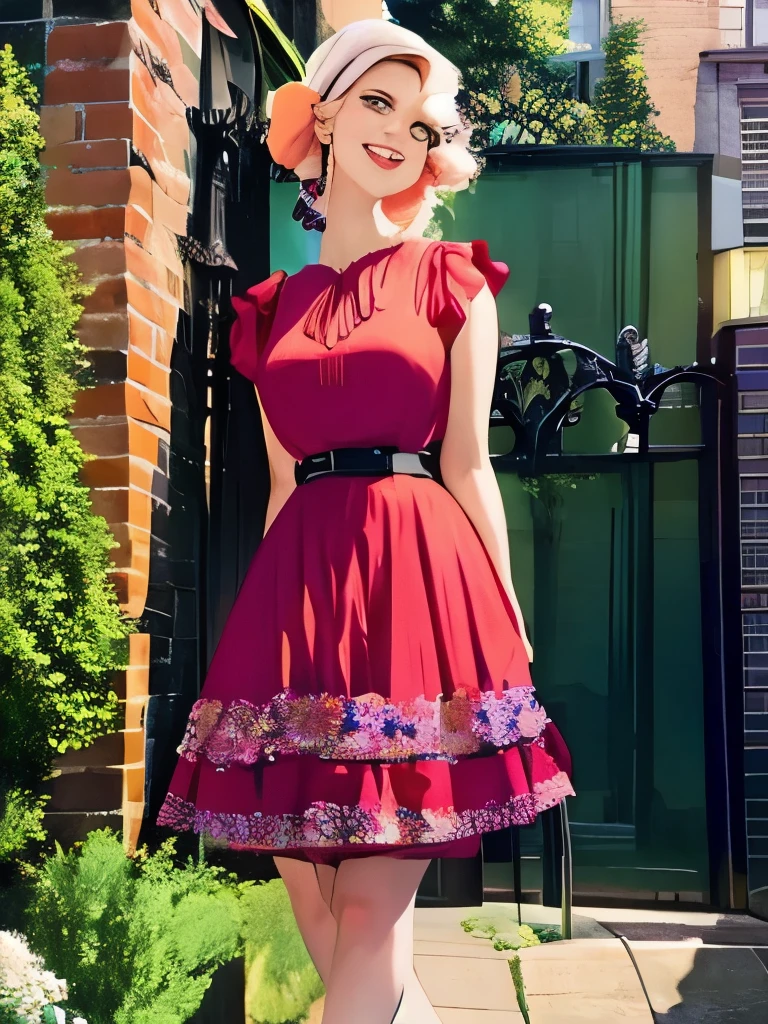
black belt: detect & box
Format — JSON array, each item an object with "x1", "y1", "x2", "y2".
[{"x1": 295, "y1": 446, "x2": 438, "y2": 485}]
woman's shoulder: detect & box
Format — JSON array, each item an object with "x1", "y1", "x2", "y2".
[{"x1": 414, "y1": 238, "x2": 508, "y2": 295}]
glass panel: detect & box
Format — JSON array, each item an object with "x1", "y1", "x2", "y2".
[
  {"x1": 447, "y1": 160, "x2": 700, "y2": 371},
  {"x1": 647, "y1": 165, "x2": 699, "y2": 369},
  {"x1": 560, "y1": 389, "x2": 628, "y2": 454},
  {"x1": 648, "y1": 384, "x2": 702, "y2": 447},
  {"x1": 491, "y1": 462, "x2": 709, "y2": 901}
]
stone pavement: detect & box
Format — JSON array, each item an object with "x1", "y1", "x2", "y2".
[
  {"x1": 410, "y1": 903, "x2": 768, "y2": 1023},
  {"x1": 414, "y1": 906, "x2": 524, "y2": 1022},
  {"x1": 305, "y1": 904, "x2": 768, "y2": 1022}
]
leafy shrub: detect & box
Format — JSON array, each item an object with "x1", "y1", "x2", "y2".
[
  {"x1": 21, "y1": 829, "x2": 248, "y2": 1024},
  {"x1": 0, "y1": 44, "x2": 132, "y2": 792},
  {"x1": 242, "y1": 879, "x2": 323, "y2": 1024},
  {"x1": 20, "y1": 829, "x2": 321, "y2": 1024},
  {"x1": 0, "y1": 785, "x2": 49, "y2": 865}
]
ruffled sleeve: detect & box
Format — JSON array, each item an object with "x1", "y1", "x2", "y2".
[
  {"x1": 415, "y1": 240, "x2": 510, "y2": 347},
  {"x1": 229, "y1": 270, "x2": 287, "y2": 382}
]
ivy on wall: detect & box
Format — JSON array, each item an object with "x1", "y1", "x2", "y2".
[{"x1": 0, "y1": 45, "x2": 132, "y2": 791}]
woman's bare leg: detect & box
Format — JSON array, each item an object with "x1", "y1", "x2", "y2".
[
  {"x1": 276, "y1": 855, "x2": 441, "y2": 1023},
  {"x1": 273, "y1": 856, "x2": 337, "y2": 984},
  {"x1": 321, "y1": 857, "x2": 431, "y2": 1024}
]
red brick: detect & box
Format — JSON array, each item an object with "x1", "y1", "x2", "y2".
[
  {"x1": 112, "y1": 567, "x2": 149, "y2": 617},
  {"x1": 131, "y1": 0, "x2": 184, "y2": 64},
  {"x1": 81, "y1": 276, "x2": 128, "y2": 315},
  {"x1": 72, "y1": 240, "x2": 127, "y2": 280},
  {"x1": 46, "y1": 206, "x2": 125, "y2": 241},
  {"x1": 40, "y1": 105, "x2": 78, "y2": 148},
  {"x1": 77, "y1": 312, "x2": 129, "y2": 351},
  {"x1": 108, "y1": 523, "x2": 151, "y2": 580},
  {"x1": 151, "y1": 180, "x2": 188, "y2": 234},
  {"x1": 45, "y1": 140, "x2": 129, "y2": 172},
  {"x1": 85, "y1": 102, "x2": 133, "y2": 141},
  {"x1": 126, "y1": 381, "x2": 171, "y2": 433},
  {"x1": 90, "y1": 486, "x2": 129, "y2": 524},
  {"x1": 71, "y1": 421, "x2": 129, "y2": 457},
  {"x1": 130, "y1": 60, "x2": 184, "y2": 130},
  {"x1": 132, "y1": 115, "x2": 189, "y2": 203},
  {"x1": 128, "y1": 349, "x2": 170, "y2": 400},
  {"x1": 47, "y1": 22, "x2": 132, "y2": 64},
  {"x1": 126, "y1": 278, "x2": 178, "y2": 335},
  {"x1": 128, "y1": 419, "x2": 161, "y2": 466},
  {"x1": 81, "y1": 454, "x2": 131, "y2": 489},
  {"x1": 73, "y1": 382, "x2": 126, "y2": 421},
  {"x1": 128, "y1": 311, "x2": 155, "y2": 358},
  {"x1": 45, "y1": 67, "x2": 130, "y2": 106},
  {"x1": 129, "y1": 165, "x2": 153, "y2": 219},
  {"x1": 129, "y1": 485, "x2": 153, "y2": 531},
  {"x1": 124, "y1": 206, "x2": 152, "y2": 249},
  {"x1": 154, "y1": 329, "x2": 173, "y2": 368},
  {"x1": 46, "y1": 167, "x2": 131, "y2": 208}
]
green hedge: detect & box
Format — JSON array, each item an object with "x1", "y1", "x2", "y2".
[{"x1": 0, "y1": 44, "x2": 132, "y2": 798}]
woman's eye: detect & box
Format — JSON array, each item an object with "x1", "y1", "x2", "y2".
[{"x1": 362, "y1": 95, "x2": 391, "y2": 113}]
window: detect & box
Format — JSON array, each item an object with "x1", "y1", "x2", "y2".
[
  {"x1": 751, "y1": 0, "x2": 768, "y2": 47},
  {"x1": 741, "y1": 106, "x2": 768, "y2": 245},
  {"x1": 744, "y1": 614, "x2": 768, "y2": 687}
]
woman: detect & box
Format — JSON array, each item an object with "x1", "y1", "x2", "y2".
[{"x1": 157, "y1": 19, "x2": 574, "y2": 1024}]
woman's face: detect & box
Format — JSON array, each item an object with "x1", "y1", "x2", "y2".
[{"x1": 329, "y1": 60, "x2": 434, "y2": 198}]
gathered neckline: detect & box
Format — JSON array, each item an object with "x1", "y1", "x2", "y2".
[{"x1": 292, "y1": 239, "x2": 409, "y2": 281}]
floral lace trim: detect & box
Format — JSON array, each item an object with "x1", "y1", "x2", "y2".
[
  {"x1": 156, "y1": 772, "x2": 574, "y2": 849},
  {"x1": 175, "y1": 686, "x2": 549, "y2": 766}
]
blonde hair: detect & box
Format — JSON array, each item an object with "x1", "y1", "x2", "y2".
[{"x1": 267, "y1": 19, "x2": 478, "y2": 236}]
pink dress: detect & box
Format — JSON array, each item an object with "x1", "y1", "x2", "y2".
[{"x1": 156, "y1": 236, "x2": 574, "y2": 865}]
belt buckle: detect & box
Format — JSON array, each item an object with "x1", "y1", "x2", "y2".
[{"x1": 392, "y1": 452, "x2": 430, "y2": 477}]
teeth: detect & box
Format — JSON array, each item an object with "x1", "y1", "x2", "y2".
[{"x1": 367, "y1": 145, "x2": 404, "y2": 161}]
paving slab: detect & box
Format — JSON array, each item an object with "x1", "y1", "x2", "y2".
[
  {"x1": 518, "y1": 938, "x2": 654, "y2": 1023},
  {"x1": 628, "y1": 942, "x2": 768, "y2": 1022},
  {"x1": 414, "y1": 952, "x2": 517, "y2": 1012}
]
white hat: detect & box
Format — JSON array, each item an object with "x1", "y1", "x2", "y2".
[{"x1": 303, "y1": 19, "x2": 461, "y2": 101}]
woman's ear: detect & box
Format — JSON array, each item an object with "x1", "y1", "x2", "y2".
[{"x1": 313, "y1": 97, "x2": 344, "y2": 147}]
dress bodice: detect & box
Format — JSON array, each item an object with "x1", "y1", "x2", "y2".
[{"x1": 229, "y1": 237, "x2": 509, "y2": 461}]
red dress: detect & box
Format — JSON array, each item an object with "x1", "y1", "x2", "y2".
[{"x1": 156, "y1": 236, "x2": 574, "y2": 864}]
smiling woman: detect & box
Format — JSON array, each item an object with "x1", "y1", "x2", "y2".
[{"x1": 157, "y1": 18, "x2": 573, "y2": 1024}]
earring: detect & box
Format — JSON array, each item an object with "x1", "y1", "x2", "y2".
[{"x1": 292, "y1": 179, "x2": 326, "y2": 232}]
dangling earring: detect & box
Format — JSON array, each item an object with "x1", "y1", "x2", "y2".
[{"x1": 291, "y1": 141, "x2": 330, "y2": 233}]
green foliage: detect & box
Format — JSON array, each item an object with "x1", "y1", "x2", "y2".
[
  {"x1": 0, "y1": 45, "x2": 132, "y2": 791},
  {"x1": 592, "y1": 18, "x2": 675, "y2": 152},
  {"x1": 0, "y1": 784, "x2": 50, "y2": 864},
  {"x1": 460, "y1": 913, "x2": 561, "y2": 950},
  {"x1": 22, "y1": 829, "x2": 257, "y2": 1024},
  {"x1": 393, "y1": 1, "x2": 674, "y2": 151},
  {"x1": 242, "y1": 879, "x2": 324, "y2": 1024},
  {"x1": 508, "y1": 954, "x2": 531, "y2": 1024}
]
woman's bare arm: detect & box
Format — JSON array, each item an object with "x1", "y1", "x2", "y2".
[
  {"x1": 439, "y1": 283, "x2": 533, "y2": 661},
  {"x1": 255, "y1": 388, "x2": 297, "y2": 536}
]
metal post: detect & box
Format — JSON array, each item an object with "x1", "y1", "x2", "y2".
[{"x1": 560, "y1": 800, "x2": 573, "y2": 940}]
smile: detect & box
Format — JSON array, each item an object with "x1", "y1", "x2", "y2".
[{"x1": 363, "y1": 144, "x2": 405, "y2": 169}]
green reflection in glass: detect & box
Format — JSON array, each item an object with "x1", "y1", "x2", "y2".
[{"x1": 492, "y1": 462, "x2": 709, "y2": 901}]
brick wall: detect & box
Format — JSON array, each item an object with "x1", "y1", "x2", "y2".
[
  {"x1": 43, "y1": 3, "x2": 201, "y2": 854},
  {"x1": 611, "y1": 0, "x2": 745, "y2": 152}
]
